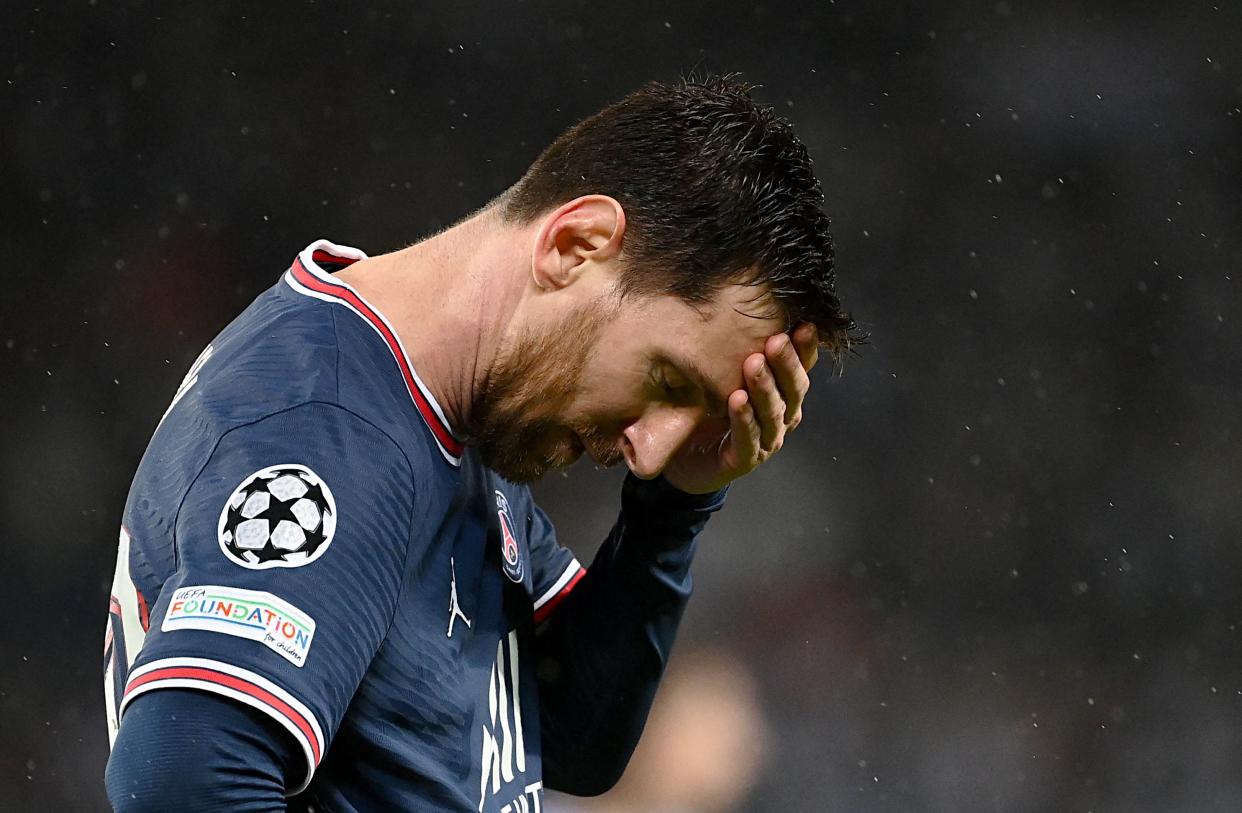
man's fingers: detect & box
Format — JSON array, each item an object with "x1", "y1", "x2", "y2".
[
  {"x1": 745, "y1": 354, "x2": 785, "y2": 450},
  {"x1": 766, "y1": 333, "x2": 810, "y2": 426},
  {"x1": 791, "y1": 323, "x2": 819, "y2": 372},
  {"x1": 728, "y1": 389, "x2": 760, "y2": 464}
]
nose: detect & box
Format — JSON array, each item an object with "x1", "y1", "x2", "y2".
[{"x1": 621, "y1": 408, "x2": 699, "y2": 480}]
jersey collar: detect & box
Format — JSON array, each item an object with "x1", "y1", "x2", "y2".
[{"x1": 283, "y1": 239, "x2": 465, "y2": 467}]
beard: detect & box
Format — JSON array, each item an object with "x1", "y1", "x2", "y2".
[{"x1": 468, "y1": 299, "x2": 625, "y2": 483}]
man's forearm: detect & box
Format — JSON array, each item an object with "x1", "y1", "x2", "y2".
[{"x1": 535, "y1": 473, "x2": 726, "y2": 796}]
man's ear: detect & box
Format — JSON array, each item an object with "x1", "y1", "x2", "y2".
[{"x1": 531, "y1": 195, "x2": 626, "y2": 290}]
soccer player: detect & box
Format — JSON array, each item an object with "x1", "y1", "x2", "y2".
[{"x1": 103, "y1": 75, "x2": 858, "y2": 812}]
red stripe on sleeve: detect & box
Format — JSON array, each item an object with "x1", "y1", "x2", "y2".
[
  {"x1": 125, "y1": 666, "x2": 322, "y2": 764},
  {"x1": 534, "y1": 567, "x2": 587, "y2": 624}
]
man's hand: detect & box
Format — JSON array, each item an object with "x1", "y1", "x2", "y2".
[{"x1": 661, "y1": 323, "x2": 820, "y2": 495}]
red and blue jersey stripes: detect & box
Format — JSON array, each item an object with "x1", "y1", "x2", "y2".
[
  {"x1": 284, "y1": 240, "x2": 465, "y2": 465},
  {"x1": 532, "y1": 560, "x2": 586, "y2": 624},
  {"x1": 122, "y1": 657, "x2": 326, "y2": 793}
]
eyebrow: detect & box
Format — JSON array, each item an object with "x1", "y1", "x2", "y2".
[{"x1": 662, "y1": 355, "x2": 731, "y2": 418}]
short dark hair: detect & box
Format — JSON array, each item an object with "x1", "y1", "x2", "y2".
[{"x1": 500, "y1": 74, "x2": 864, "y2": 365}]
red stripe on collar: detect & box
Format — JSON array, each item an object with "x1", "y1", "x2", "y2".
[{"x1": 286, "y1": 248, "x2": 464, "y2": 463}]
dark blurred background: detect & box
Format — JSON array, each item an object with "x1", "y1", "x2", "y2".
[{"x1": 3, "y1": 1, "x2": 1240, "y2": 810}]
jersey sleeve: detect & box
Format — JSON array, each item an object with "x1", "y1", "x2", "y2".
[
  {"x1": 521, "y1": 495, "x2": 585, "y2": 625},
  {"x1": 107, "y1": 688, "x2": 294, "y2": 812},
  {"x1": 118, "y1": 402, "x2": 415, "y2": 794},
  {"x1": 535, "y1": 473, "x2": 727, "y2": 794}
]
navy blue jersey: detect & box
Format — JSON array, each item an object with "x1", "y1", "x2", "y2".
[{"x1": 104, "y1": 241, "x2": 589, "y2": 811}]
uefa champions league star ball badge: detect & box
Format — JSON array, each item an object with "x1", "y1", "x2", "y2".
[
  {"x1": 494, "y1": 490, "x2": 524, "y2": 583},
  {"x1": 218, "y1": 464, "x2": 338, "y2": 569}
]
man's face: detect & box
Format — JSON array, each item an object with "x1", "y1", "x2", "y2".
[{"x1": 470, "y1": 284, "x2": 787, "y2": 483}]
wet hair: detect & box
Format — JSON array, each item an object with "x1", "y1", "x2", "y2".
[{"x1": 500, "y1": 73, "x2": 864, "y2": 365}]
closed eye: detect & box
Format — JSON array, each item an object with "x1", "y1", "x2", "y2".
[
  {"x1": 653, "y1": 367, "x2": 699, "y2": 405},
  {"x1": 649, "y1": 356, "x2": 729, "y2": 419},
  {"x1": 652, "y1": 369, "x2": 680, "y2": 399}
]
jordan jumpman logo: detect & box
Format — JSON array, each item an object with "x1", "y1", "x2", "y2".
[{"x1": 447, "y1": 556, "x2": 472, "y2": 638}]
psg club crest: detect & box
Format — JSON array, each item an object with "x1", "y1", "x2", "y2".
[
  {"x1": 494, "y1": 490, "x2": 524, "y2": 583},
  {"x1": 218, "y1": 464, "x2": 337, "y2": 570}
]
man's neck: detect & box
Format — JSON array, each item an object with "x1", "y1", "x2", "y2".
[{"x1": 332, "y1": 208, "x2": 527, "y2": 436}]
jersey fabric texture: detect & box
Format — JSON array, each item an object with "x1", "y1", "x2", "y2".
[{"x1": 103, "y1": 240, "x2": 726, "y2": 812}]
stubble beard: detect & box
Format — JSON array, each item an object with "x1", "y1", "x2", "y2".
[{"x1": 468, "y1": 299, "x2": 623, "y2": 483}]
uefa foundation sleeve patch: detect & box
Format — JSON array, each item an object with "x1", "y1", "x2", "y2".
[
  {"x1": 162, "y1": 585, "x2": 317, "y2": 666},
  {"x1": 218, "y1": 464, "x2": 337, "y2": 570}
]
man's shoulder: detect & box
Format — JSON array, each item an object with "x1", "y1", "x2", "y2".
[
  {"x1": 127, "y1": 249, "x2": 467, "y2": 534},
  {"x1": 161, "y1": 270, "x2": 425, "y2": 442},
  {"x1": 130, "y1": 282, "x2": 398, "y2": 492},
  {"x1": 172, "y1": 279, "x2": 338, "y2": 423}
]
